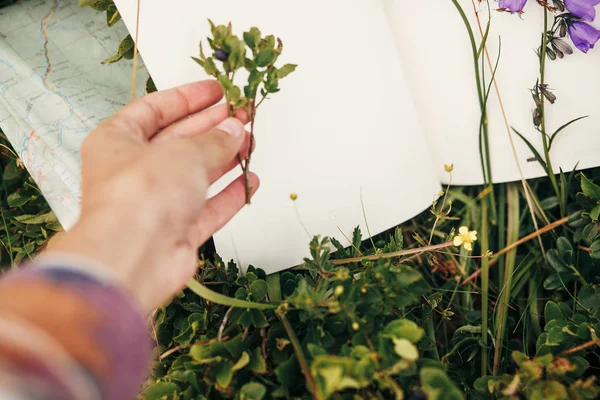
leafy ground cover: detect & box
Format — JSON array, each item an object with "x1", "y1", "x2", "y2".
[
  {"x1": 1, "y1": 1, "x2": 599, "y2": 398},
  {"x1": 2, "y1": 124, "x2": 600, "y2": 399}
]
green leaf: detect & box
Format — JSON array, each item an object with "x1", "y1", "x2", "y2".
[
  {"x1": 248, "y1": 347, "x2": 268, "y2": 374},
  {"x1": 275, "y1": 354, "x2": 301, "y2": 389},
  {"x1": 191, "y1": 56, "x2": 205, "y2": 68},
  {"x1": 146, "y1": 76, "x2": 157, "y2": 93},
  {"x1": 581, "y1": 173, "x2": 600, "y2": 201},
  {"x1": 203, "y1": 58, "x2": 219, "y2": 76},
  {"x1": 255, "y1": 49, "x2": 277, "y2": 67},
  {"x1": 545, "y1": 326, "x2": 567, "y2": 346},
  {"x1": 383, "y1": 319, "x2": 424, "y2": 343},
  {"x1": 214, "y1": 359, "x2": 235, "y2": 388},
  {"x1": 549, "y1": 116, "x2": 588, "y2": 149},
  {"x1": 250, "y1": 279, "x2": 268, "y2": 301},
  {"x1": 556, "y1": 237, "x2": 573, "y2": 263},
  {"x1": 540, "y1": 196, "x2": 559, "y2": 210},
  {"x1": 240, "y1": 382, "x2": 267, "y2": 400},
  {"x1": 545, "y1": 301, "x2": 564, "y2": 322},
  {"x1": 420, "y1": 367, "x2": 464, "y2": 400},
  {"x1": 3, "y1": 162, "x2": 21, "y2": 185},
  {"x1": 14, "y1": 212, "x2": 56, "y2": 225},
  {"x1": 189, "y1": 342, "x2": 213, "y2": 362},
  {"x1": 394, "y1": 266, "x2": 423, "y2": 286},
  {"x1": 232, "y1": 352, "x2": 250, "y2": 371},
  {"x1": 102, "y1": 35, "x2": 134, "y2": 64},
  {"x1": 250, "y1": 308, "x2": 269, "y2": 328},
  {"x1": 311, "y1": 356, "x2": 364, "y2": 399},
  {"x1": 513, "y1": 128, "x2": 548, "y2": 173},
  {"x1": 245, "y1": 57, "x2": 257, "y2": 71},
  {"x1": 45, "y1": 221, "x2": 63, "y2": 231},
  {"x1": 543, "y1": 273, "x2": 573, "y2": 291},
  {"x1": 199, "y1": 41, "x2": 206, "y2": 59},
  {"x1": 264, "y1": 35, "x2": 276, "y2": 49},
  {"x1": 106, "y1": 7, "x2": 121, "y2": 27},
  {"x1": 393, "y1": 338, "x2": 419, "y2": 361},
  {"x1": 243, "y1": 28, "x2": 261, "y2": 50},
  {"x1": 526, "y1": 380, "x2": 568, "y2": 400},
  {"x1": 223, "y1": 36, "x2": 246, "y2": 70},
  {"x1": 590, "y1": 240, "x2": 600, "y2": 260},
  {"x1": 226, "y1": 86, "x2": 242, "y2": 106},
  {"x1": 246, "y1": 271, "x2": 258, "y2": 282},
  {"x1": 277, "y1": 64, "x2": 297, "y2": 79},
  {"x1": 7, "y1": 193, "x2": 31, "y2": 207},
  {"x1": 547, "y1": 249, "x2": 568, "y2": 272},
  {"x1": 590, "y1": 205, "x2": 600, "y2": 222},
  {"x1": 144, "y1": 381, "x2": 180, "y2": 400},
  {"x1": 512, "y1": 351, "x2": 529, "y2": 366}
]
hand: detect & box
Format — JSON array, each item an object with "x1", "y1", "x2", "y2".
[{"x1": 46, "y1": 80, "x2": 259, "y2": 313}]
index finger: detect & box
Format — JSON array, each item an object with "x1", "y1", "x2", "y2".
[{"x1": 112, "y1": 80, "x2": 224, "y2": 141}]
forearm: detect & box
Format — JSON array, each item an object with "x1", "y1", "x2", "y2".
[{"x1": 0, "y1": 259, "x2": 152, "y2": 400}]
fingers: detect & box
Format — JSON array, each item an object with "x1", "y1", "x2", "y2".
[
  {"x1": 111, "y1": 80, "x2": 224, "y2": 141},
  {"x1": 153, "y1": 104, "x2": 248, "y2": 141},
  {"x1": 183, "y1": 118, "x2": 248, "y2": 174},
  {"x1": 206, "y1": 132, "x2": 255, "y2": 184},
  {"x1": 190, "y1": 172, "x2": 260, "y2": 246}
]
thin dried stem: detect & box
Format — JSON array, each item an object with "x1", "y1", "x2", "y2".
[
  {"x1": 129, "y1": 0, "x2": 141, "y2": 102},
  {"x1": 463, "y1": 216, "x2": 568, "y2": 285},
  {"x1": 332, "y1": 242, "x2": 453, "y2": 266},
  {"x1": 558, "y1": 339, "x2": 600, "y2": 357},
  {"x1": 471, "y1": 0, "x2": 546, "y2": 259}
]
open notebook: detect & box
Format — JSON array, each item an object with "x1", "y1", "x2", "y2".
[{"x1": 111, "y1": 0, "x2": 600, "y2": 273}]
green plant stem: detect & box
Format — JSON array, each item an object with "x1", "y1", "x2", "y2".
[
  {"x1": 0, "y1": 181, "x2": 14, "y2": 267},
  {"x1": 480, "y1": 199, "x2": 490, "y2": 376},
  {"x1": 451, "y1": 0, "x2": 497, "y2": 222},
  {"x1": 266, "y1": 273, "x2": 282, "y2": 302},
  {"x1": 460, "y1": 247, "x2": 471, "y2": 313},
  {"x1": 186, "y1": 279, "x2": 278, "y2": 310},
  {"x1": 528, "y1": 275, "x2": 542, "y2": 339},
  {"x1": 425, "y1": 317, "x2": 440, "y2": 362},
  {"x1": 539, "y1": 9, "x2": 561, "y2": 211},
  {"x1": 493, "y1": 183, "x2": 520, "y2": 376},
  {"x1": 497, "y1": 184, "x2": 506, "y2": 287},
  {"x1": 280, "y1": 314, "x2": 321, "y2": 400}
]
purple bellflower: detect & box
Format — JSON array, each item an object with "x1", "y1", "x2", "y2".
[
  {"x1": 499, "y1": 0, "x2": 600, "y2": 20},
  {"x1": 568, "y1": 20, "x2": 600, "y2": 51},
  {"x1": 565, "y1": 0, "x2": 600, "y2": 21},
  {"x1": 498, "y1": 0, "x2": 528, "y2": 13}
]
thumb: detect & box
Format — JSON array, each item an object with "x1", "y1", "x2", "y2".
[{"x1": 185, "y1": 117, "x2": 246, "y2": 172}]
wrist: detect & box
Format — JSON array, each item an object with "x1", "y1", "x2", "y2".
[{"x1": 45, "y1": 206, "x2": 160, "y2": 313}]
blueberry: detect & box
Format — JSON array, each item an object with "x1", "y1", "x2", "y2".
[{"x1": 215, "y1": 49, "x2": 229, "y2": 62}]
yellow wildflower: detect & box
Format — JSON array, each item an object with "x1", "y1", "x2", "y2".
[
  {"x1": 453, "y1": 226, "x2": 478, "y2": 251},
  {"x1": 290, "y1": 193, "x2": 298, "y2": 201}
]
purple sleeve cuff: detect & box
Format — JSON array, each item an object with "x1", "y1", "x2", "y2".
[{"x1": 0, "y1": 264, "x2": 152, "y2": 400}]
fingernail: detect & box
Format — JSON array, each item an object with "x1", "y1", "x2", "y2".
[{"x1": 217, "y1": 118, "x2": 243, "y2": 138}]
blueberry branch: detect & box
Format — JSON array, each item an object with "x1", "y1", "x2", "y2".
[{"x1": 192, "y1": 21, "x2": 296, "y2": 205}]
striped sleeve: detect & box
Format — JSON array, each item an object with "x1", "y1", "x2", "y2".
[{"x1": 0, "y1": 264, "x2": 152, "y2": 400}]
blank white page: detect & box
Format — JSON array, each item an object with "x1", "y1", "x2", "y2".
[
  {"x1": 384, "y1": 0, "x2": 600, "y2": 185},
  {"x1": 113, "y1": 0, "x2": 441, "y2": 273}
]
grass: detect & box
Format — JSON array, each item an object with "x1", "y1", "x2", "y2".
[{"x1": 2, "y1": 124, "x2": 600, "y2": 398}]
